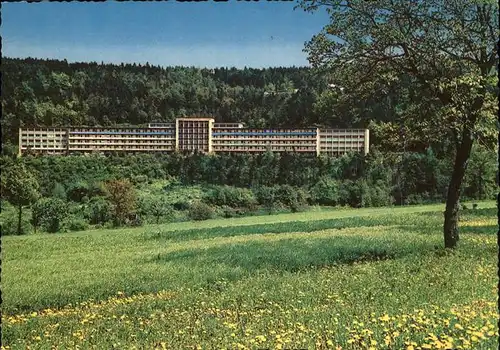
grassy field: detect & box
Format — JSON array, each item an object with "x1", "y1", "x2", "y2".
[{"x1": 2, "y1": 201, "x2": 498, "y2": 349}]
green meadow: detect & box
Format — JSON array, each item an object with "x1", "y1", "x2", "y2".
[{"x1": 2, "y1": 201, "x2": 498, "y2": 349}]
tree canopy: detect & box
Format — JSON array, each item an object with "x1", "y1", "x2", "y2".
[
  {"x1": 299, "y1": 0, "x2": 498, "y2": 248},
  {"x1": 1, "y1": 162, "x2": 41, "y2": 235}
]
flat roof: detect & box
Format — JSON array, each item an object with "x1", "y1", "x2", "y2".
[{"x1": 176, "y1": 118, "x2": 215, "y2": 122}]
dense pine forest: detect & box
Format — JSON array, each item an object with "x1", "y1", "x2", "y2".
[{"x1": 1, "y1": 57, "x2": 496, "y2": 235}]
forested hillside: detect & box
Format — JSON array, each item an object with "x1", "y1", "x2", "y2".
[
  {"x1": 1, "y1": 56, "x2": 496, "y2": 236},
  {"x1": 2, "y1": 57, "x2": 401, "y2": 149}
]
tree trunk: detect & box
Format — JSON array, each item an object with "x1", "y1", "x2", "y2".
[
  {"x1": 443, "y1": 130, "x2": 475, "y2": 248},
  {"x1": 18, "y1": 204, "x2": 23, "y2": 235}
]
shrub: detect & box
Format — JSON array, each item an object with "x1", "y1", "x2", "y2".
[
  {"x1": 361, "y1": 180, "x2": 394, "y2": 207},
  {"x1": 32, "y1": 198, "x2": 69, "y2": 233},
  {"x1": 221, "y1": 206, "x2": 251, "y2": 218},
  {"x1": 2, "y1": 211, "x2": 31, "y2": 235},
  {"x1": 66, "y1": 180, "x2": 90, "y2": 202},
  {"x1": 85, "y1": 196, "x2": 112, "y2": 225},
  {"x1": 173, "y1": 201, "x2": 190, "y2": 211},
  {"x1": 67, "y1": 181, "x2": 106, "y2": 203},
  {"x1": 132, "y1": 175, "x2": 149, "y2": 186},
  {"x1": 203, "y1": 185, "x2": 257, "y2": 209},
  {"x1": 66, "y1": 217, "x2": 89, "y2": 232},
  {"x1": 254, "y1": 185, "x2": 308, "y2": 213},
  {"x1": 310, "y1": 178, "x2": 340, "y2": 206},
  {"x1": 51, "y1": 182, "x2": 67, "y2": 200},
  {"x1": 1, "y1": 142, "x2": 19, "y2": 158},
  {"x1": 88, "y1": 182, "x2": 107, "y2": 198},
  {"x1": 339, "y1": 180, "x2": 367, "y2": 208},
  {"x1": 163, "y1": 178, "x2": 182, "y2": 190},
  {"x1": 275, "y1": 185, "x2": 309, "y2": 212},
  {"x1": 222, "y1": 206, "x2": 236, "y2": 218},
  {"x1": 187, "y1": 201, "x2": 214, "y2": 221},
  {"x1": 406, "y1": 192, "x2": 433, "y2": 205},
  {"x1": 253, "y1": 186, "x2": 280, "y2": 214},
  {"x1": 128, "y1": 213, "x2": 143, "y2": 227},
  {"x1": 138, "y1": 197, "x2": 174, "y2": 224}
]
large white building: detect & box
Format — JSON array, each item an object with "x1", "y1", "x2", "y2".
[{"x1": 18, "y1": 118, "x2": 369, "y2": 157}]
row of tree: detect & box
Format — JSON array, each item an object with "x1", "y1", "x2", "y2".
[
  {"x1": 2, "y1": 147, "x2": 496, "y2": 235},
  {"x1": 1, "y1": 162, "x2": 139, "y2": 235},
  {"x1": 4, "y1": 148, "x2": 495, "y2": 201}
]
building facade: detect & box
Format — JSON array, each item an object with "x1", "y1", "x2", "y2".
[{"x1": 18, "y1": 118, "x2": 369, "y2": 156}]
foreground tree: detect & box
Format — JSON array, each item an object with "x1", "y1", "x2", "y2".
[
  {"x1": 105, "y1": 179, "x2": 137, "y2": 227},
  {"x1": 1, "y1": 163, "x2": 40, "y2": 235},
  {"x1": 300, "y1": 0, "x2": 498, "y2": 248},
  {"x1": 31, "y1": 197, "x2": 69, "y2": 233}
]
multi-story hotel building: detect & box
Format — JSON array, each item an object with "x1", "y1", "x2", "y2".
[{"x1": 18, "y1": 118, "x2": 369, "y2": 157}]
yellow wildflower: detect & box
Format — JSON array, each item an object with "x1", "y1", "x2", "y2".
[{"x1": 379, "y1": 314, "x2": 390, "y2": 322}]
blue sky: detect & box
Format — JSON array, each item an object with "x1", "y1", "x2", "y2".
[{"x1": 2, "y1": 1, "x2": 329, "y2": 68}]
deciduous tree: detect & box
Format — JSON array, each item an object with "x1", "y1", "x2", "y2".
[
  {"x1": 32, "y1": 197, "x2": 69, "y2": 233},
  {"x1": 299, "y1": 0, "x2": 498, "y2": 248},
  {"x1": 105, "y1": 179, "x2": 137, "y2": 227},
  {"x1": 1, "y1": 163, "x2": 40, "y2": 235}
]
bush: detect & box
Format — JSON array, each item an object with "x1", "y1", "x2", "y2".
[
  {"x1": 361, "y1": 180, "x2": 394, "y2": 207},
  {"x1": 310, "y1": 178, "x2": 340, "y2": 206},
  {"x1": 66, "y1": 217, "x2": 89, "y2": 232},
  {"x1": 84, "y1": 196, "x2": 112, "y2": 225},
  {"x1": 1, "y1": 142, "x2": 19, "y2": 158},
  {"x1": 253, "y1": 186, "x2": 280, "y2": 213},
  {"x1": 51, "y1": 182, "x2": 67, "y2": 200},
  {"x1": 132, "y1": 175, "x2": 149, "y2": 186},
  {"x1": 406, "y1": 192, "x2": 433, "y2": 205},
  {"x1": 203, "y1": 185, "x2": 257, "y2": 209},
  {"x1": 173, "y1": 201, "x2": 190, "y2": 211},
  {"x1": 67, "y1": 181, "x2": 106, "y2": 203},
  {"x1": 187, "y1": 201, "x2": 214, "y2": 221},
  {"x1": 66, "y1": 180, "x2": 90, "y2": 202},
  {"x1": 275, "y1": 185, "x2": 308, "y2": 212},
  {"x1": 88, "y1": 182, "x2": 107, "y2": 198},
  {"x1": 254, "y1": 185, "x2": 308, "y2": 213},
  {"x1": 128, "y1": 213, "x2": 143, "y2": 227},
  {"x1": 338, "y1": 180, "x2": 363, "y2": 208},
  {"x1": 2, "y1": 211, "x2": 32, "y2": 235},
  {"x1": 221, "y1": 206, "x2": 251, "y2": 218},
  {"x1": 138, "y1": 197, "x2": 174, "y2": 224},
  {"x1": 222, "y1": 206, "x2": 236, "y2": 218},
  {"x1": 31, "y1": 198, "x2": 69, "y2": 233}
]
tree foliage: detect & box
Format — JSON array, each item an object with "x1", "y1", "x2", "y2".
[
  {"x1": 32, "y1": 197, "x2": 69, "y2": 233},
  {"x1": 299, "y1": 0, "x2": 498, "y2": 248},
  {"x1": 1, "y1": 59, "x2": 333, "y2": 148},
  {"x1": 84, "y1": 196, "x2": 113, "y2": 226},
  {"x1": 1, "y1": 162, "x2": 40, "y2": 235},
  {"x1": 187, "y1": 201, "x2": 214, "y2": 221},
  {"x1": 104, "y1": 179, "x2": 137, "y2": 227},
  {"x1": 138, "y1": 197, "x2": 174, "y2": 224}
]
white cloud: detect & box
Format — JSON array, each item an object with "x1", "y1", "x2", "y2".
[{"x1": 3, "y1": 41, "x2": 311, "y2": 68}]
